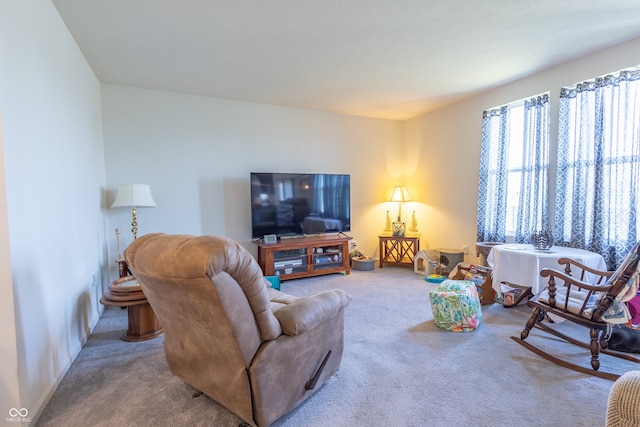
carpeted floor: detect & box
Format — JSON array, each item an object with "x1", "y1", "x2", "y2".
[{"x1": 36, "y1": 266, "x2": 636, "y2": 426}]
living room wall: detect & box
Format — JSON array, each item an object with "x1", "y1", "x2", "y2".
[
  {"x1": 4, "y1": 3, "x2": 640, "y2": 422},
  {"x1": 0, "y1": 0, "x2": 107, "y2": 421},
  {"x1": 102, "y1": 84, "x2": 404, "y2": 280},
  {"x1": 404, "y1": 35, "x2": 640, "y2": 261}
]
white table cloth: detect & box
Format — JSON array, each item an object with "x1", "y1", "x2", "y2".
[{"x1": 487, "y1": 244, "x2": 607, "y2": 295}]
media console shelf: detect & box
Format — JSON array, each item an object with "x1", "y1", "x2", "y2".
[{"x1": 256, "y1": 234, "x2": 352, "y2": 280}]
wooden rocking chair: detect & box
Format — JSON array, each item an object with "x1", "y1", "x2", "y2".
[{"x1": 511, "y1": 241, "x2": 640, "y2": 380}]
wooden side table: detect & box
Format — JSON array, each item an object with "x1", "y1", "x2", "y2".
[
  {"x1": 379, "y1": 234, "x2": 420, "y2": 268},
  {"x1": 100, "y1": 276, "x2": 163, "y2": 342}
]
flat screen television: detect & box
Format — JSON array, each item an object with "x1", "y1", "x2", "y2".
[{"x1": 250, "y1": 172, "x2": 350, "y2": 239}]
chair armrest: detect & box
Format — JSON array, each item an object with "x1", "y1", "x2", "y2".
[{"x1": 274, "y1": 289, "x2": 352, "y2": 336}]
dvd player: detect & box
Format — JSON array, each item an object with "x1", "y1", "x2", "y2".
[{"x1": 274, "y1": 258, "x2": 303, "y2": 269}]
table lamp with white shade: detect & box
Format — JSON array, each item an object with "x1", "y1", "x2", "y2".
[{"x1": 111, "y1": 184, "x2": 157, "y2": 240}]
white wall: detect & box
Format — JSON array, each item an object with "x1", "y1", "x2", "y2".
[
  {"x1": 101, "y1": 84, "x2": 404, "y2": 277},
  {"x1": 404, "y1": 36, "x2": 640, "y2": 263},
  {"x1": 0, "y1": 102, "x2": 20, "y2": 421},
  {"x1": 0, "y1": 0, "x2": 106, "y2": 422}
]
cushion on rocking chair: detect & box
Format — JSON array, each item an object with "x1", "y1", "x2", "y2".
[
  {"x1": 538, "y1": 282, "x2": 634, "y2": 324},
  {"x1": 538, "y1": 288, "x2": 601, "y2": 320}
]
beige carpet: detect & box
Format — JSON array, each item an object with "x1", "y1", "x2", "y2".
[{"x1": 36, "y1": 266, "x2": 636, "y2": 426}]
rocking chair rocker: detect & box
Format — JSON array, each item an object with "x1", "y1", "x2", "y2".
[{"x1": 512, "y1": 241, "x2": 640, "y2": 380}]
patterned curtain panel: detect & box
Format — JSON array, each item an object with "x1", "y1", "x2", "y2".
[
  {"x1": 477, "y1": 95, "x2": 549, "y2": 242},
  {"x1": 477, "y1": 106, "x2": 509, "y2": 242},
  {"x1": 555, "y1": 68, "x2": 640, "y2": 270}
]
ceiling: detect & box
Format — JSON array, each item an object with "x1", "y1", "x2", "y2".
[{"x1": 52, "y1": 0, "x2": 640, "y2": 121}]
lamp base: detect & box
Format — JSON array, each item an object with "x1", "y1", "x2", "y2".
[
  {"x1": 392, "y1": 222, "x2": 406, "y2": 236},
  {"x1": 131, "y1": 207, "x2": 138, "y2": 239}
]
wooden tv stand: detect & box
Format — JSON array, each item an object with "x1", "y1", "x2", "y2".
[{"x1": 256, "y1": 234, "x2": 352, "y2": 280}]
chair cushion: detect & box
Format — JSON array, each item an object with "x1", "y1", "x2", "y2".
[
  {"x1": 538, "y1": 288, "x2": 632, "y2": 324},
  {"x1": 538, "y1": 288, "x2": 599, "y2": 320}
]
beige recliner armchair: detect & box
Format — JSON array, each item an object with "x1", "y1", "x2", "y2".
[{"x1": 124, "y1": 233, "x2": 352, "y2": 427}]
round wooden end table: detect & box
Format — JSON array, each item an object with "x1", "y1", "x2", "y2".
[{"x1": 100, "y1": 275, "x2": 164, "y2": 342}]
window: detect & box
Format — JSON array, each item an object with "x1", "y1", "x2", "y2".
[
  {"x1": 477, "y1": 94, "x2": 550, "y2": 243},
  {"x1": 555, "y1": 66, "x2": 640, "y2": 269},
  {"x1": 277, "y1": 179, "x2": 294, "y2": 201},
  {"x1": 477, "y1": 66, "x2": 640, "y2": 269}
]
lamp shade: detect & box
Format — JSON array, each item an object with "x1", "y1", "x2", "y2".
[
  {"x1": 111, "y1": 184, "x2": 157, "y2": 208},
  {"x1": 390, "y1": 186, "x2": 412, "y2": 203}
]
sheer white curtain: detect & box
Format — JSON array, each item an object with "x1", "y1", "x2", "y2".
[{"x1": 515, "y1": 95, "x2": 551, "y2": 242}]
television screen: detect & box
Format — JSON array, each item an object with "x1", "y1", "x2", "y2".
[{"x1": 250, "y1": 172, "x2": 350, "y2": 239}]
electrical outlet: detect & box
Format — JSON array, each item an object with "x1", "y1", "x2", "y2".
[{"x1": 462, "y1": 245, "x2": 469, "y2": 254}]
